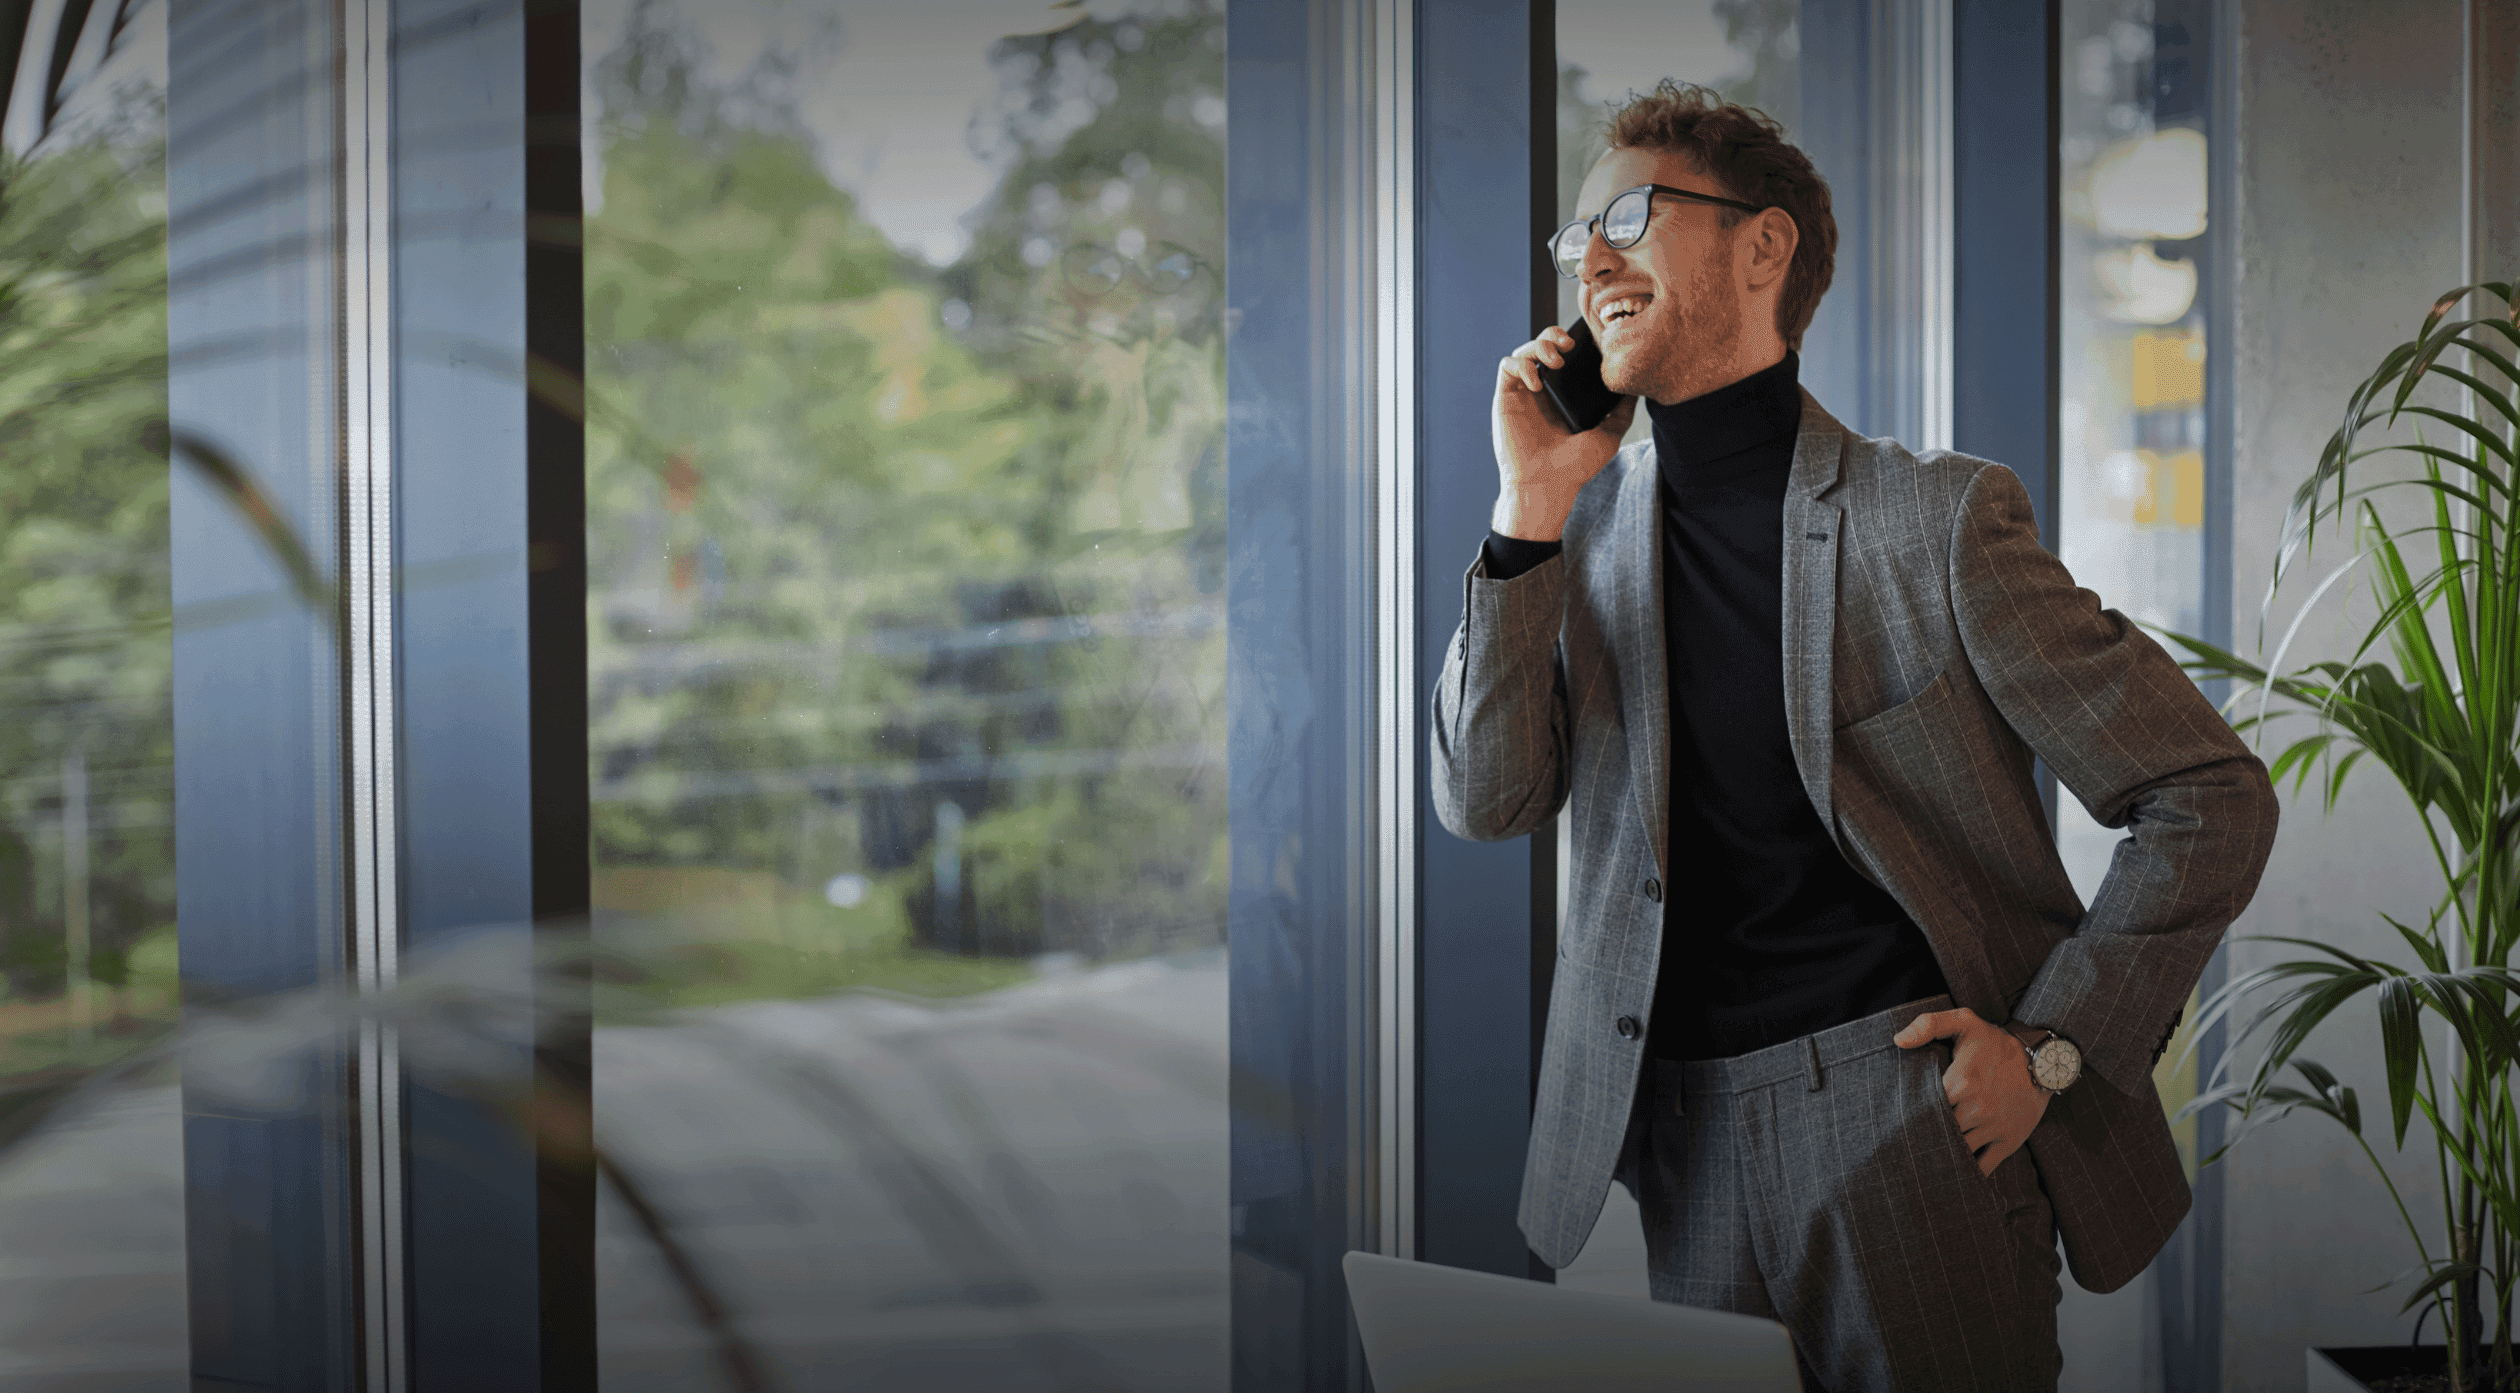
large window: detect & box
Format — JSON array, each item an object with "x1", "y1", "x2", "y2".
[
  {"x1": 0, "y1": 2, "x2": 182, "y2": 1383},
  {"x1": 579, "y1": 2, "x2": 1230, "y2": 1384},
  {"x1": 2, "y1": 3, "x2": 1507, "y2": 1387}
]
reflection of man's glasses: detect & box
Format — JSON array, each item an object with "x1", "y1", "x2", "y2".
[
  {"x1": 1547, "y1": 183, "x2": 1771, "y2": 279},
  {"x1": 1060, "y1": 242, "x2": 1209, "y2": 297}
]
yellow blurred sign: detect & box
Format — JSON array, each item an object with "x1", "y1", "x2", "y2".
[
  {"x1": 2131, "y1": 327, "x2": 2206, "y2": 411},
  {"x1": 2130, "y1": 448, "x2": 2205, "y2": 531}
]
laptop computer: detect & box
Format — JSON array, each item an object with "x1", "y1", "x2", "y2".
[{"x1": 1342, "y1": 1250, "x2": 1803, "y2": 1393}]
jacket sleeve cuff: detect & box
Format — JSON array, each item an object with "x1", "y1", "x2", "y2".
[
  {"x1": 1482, "y1": 530, "x2": 1564, "y2": 582},
  {"x1": 1461, "y1": 543, "x2": 1568, "y2": 672},
  {"x1": 2009, "y1": 937, "x2": 2200, "y2": 1098}
]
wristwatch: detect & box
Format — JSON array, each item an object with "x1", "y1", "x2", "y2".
[{"x1": 2019, "y1": 1028, "x2": 2082, "y2": 1095}]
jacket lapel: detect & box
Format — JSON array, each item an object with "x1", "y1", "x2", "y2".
[
  {"x1": 1610, "y1": 447, "x2": 1668, "y2": 879},
  {"x1": 1780, "y1": 392, "x2": 1846, "y2": 835}
]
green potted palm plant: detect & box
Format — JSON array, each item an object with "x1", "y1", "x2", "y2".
[{"x1": 2167, "y1": 279, "x2": 2520, "y2": 1392}]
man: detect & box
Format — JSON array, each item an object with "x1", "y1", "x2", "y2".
[{"x1": 1430, "y1": 82, "x2": 2278, "y2": 1390}]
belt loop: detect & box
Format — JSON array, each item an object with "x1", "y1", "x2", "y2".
[{"x1": 1805, "y1": 1035, "x2": 1826, "y2": 1092}]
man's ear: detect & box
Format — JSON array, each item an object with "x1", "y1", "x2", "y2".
[{"x1": 1744, "y1": 206, "x2": 1798, "y2": 291}]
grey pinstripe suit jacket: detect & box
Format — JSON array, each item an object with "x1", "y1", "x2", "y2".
[{"x1": 1430, "y1": 391, "x2": 2279, "y2": 1295}]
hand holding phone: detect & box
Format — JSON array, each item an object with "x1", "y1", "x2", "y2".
[
  {"x1": 1491, "y1": 323, "x2": 1637, "y2": 541},
  {"x1": 1538, "y1": 318, "x2": 1623, "y2": 434}
]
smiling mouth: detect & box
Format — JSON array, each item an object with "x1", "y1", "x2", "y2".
[{"x1": 1596, "y1": 295, "x2": 1652, "y2": 333}]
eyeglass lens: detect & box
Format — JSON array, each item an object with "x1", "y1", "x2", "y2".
[
  {"x1": 1551, "y1": 187, "x2": 1655, "y2": 276},
  {"x1": 1550, "y1": 222, "x2": 1589, "y2": 275},
  {"x1": 1600, "y1": 188, "x2": 1653, "y2": 246}
]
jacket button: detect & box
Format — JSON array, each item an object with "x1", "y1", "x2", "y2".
[
  {"x1": 1614, "y1": 1015, "x2": 1641, "y2": 1040},
  {"x1": 1644, "y1": 878, "x2": 1663, "y2": 904}
]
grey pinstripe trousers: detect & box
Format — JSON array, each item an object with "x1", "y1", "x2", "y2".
[{"x1": 1617, "y1": 995, "x2": 2063, "y2": 1392}]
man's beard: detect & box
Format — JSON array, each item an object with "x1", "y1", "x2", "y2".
[{"x1": 1602, "y1": 244, "x2": 1746, "y2": 405}]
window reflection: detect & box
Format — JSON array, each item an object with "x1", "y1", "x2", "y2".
[
  {"x1": 0, "y1": 0, "x2": 182, "y2": 1382},
  {"x1": 582, "y1": 2, "x2": 1227, "y2": 1385}
]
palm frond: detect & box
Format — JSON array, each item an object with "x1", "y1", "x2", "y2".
[{"x1": 2131, "y1": 280, "x2": 2520, "y2": 1387}]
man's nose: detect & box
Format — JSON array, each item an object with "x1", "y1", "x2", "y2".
[{"x1": 1579, "y1": 229, "x2": 1626, "y2": 284}]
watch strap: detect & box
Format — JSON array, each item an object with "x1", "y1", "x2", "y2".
[{"x1": 2020, "y1": 1028, "x2": 2062, "y2": 1094}]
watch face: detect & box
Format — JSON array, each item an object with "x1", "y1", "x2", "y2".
[{"x1": 2032, "y1": 1037, "x2": 2082, "y2": 1092}]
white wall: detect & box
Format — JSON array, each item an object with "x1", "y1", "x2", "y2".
[{"x1": 2220, "y1": 1, "x2": 2474, "y2": 1386}]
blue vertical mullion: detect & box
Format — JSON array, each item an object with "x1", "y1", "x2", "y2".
[
  {"x1": 169, "y1": 0, "x2": 357, "y2": 1384},
  {"x1": 171, "y1": 0, "x2": 589, "y2": 1377},
  {"x1": 391, "y1": 0, "x2": 590, "y2": 1385},
  {"x1": 1952, "y1": 0, "x2": 2058, "y2": 541},
  {"x1": 1415, "y1": 0, "x2": 1545, "y2": 1283},
  {"x1": 1226, "y1": 3, "x2": 1370, "y2": 1390},
  {"x1": 392, "y1": 3, "x2": 540, "y2": 1383},
  {"x1": 1952, "y1": 0, "x2": 2063, "y2": 830}
]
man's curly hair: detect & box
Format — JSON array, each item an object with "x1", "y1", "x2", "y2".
[{"x1": 1601, "y1": 81, "x2": 1837, "y2": 350}]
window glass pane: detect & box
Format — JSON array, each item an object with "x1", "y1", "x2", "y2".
[
  {"x1": 581, "y1": 2, "x2": 1227, "y2": 1384},
  {"x1": 2055, "y1": 3, "x2": 2212, "y2": 900},
  {"x1": 0, "y1": 0, "x2": 182, "y2": 1380}
]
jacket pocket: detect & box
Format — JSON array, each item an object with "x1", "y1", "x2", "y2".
[
  {"x1": 1833, "y1": 667, "x2": 1954, "y2": 738},
  {"x1": 1828, "y1": 667, "x2": 1979, "y2": 845}
]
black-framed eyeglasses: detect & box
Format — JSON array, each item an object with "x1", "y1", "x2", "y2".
[{"x1": 1547, "y1": 183, "x2": 1770, "y2": 279}]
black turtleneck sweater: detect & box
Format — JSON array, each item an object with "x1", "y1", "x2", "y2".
[{"x1": 1482, "y1": 352, "x2": 1948, "y2": 1061}]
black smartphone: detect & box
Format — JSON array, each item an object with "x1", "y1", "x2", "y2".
[{"x1": 1538, "y1": 317, "x2": 1622, "y2": 434}]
